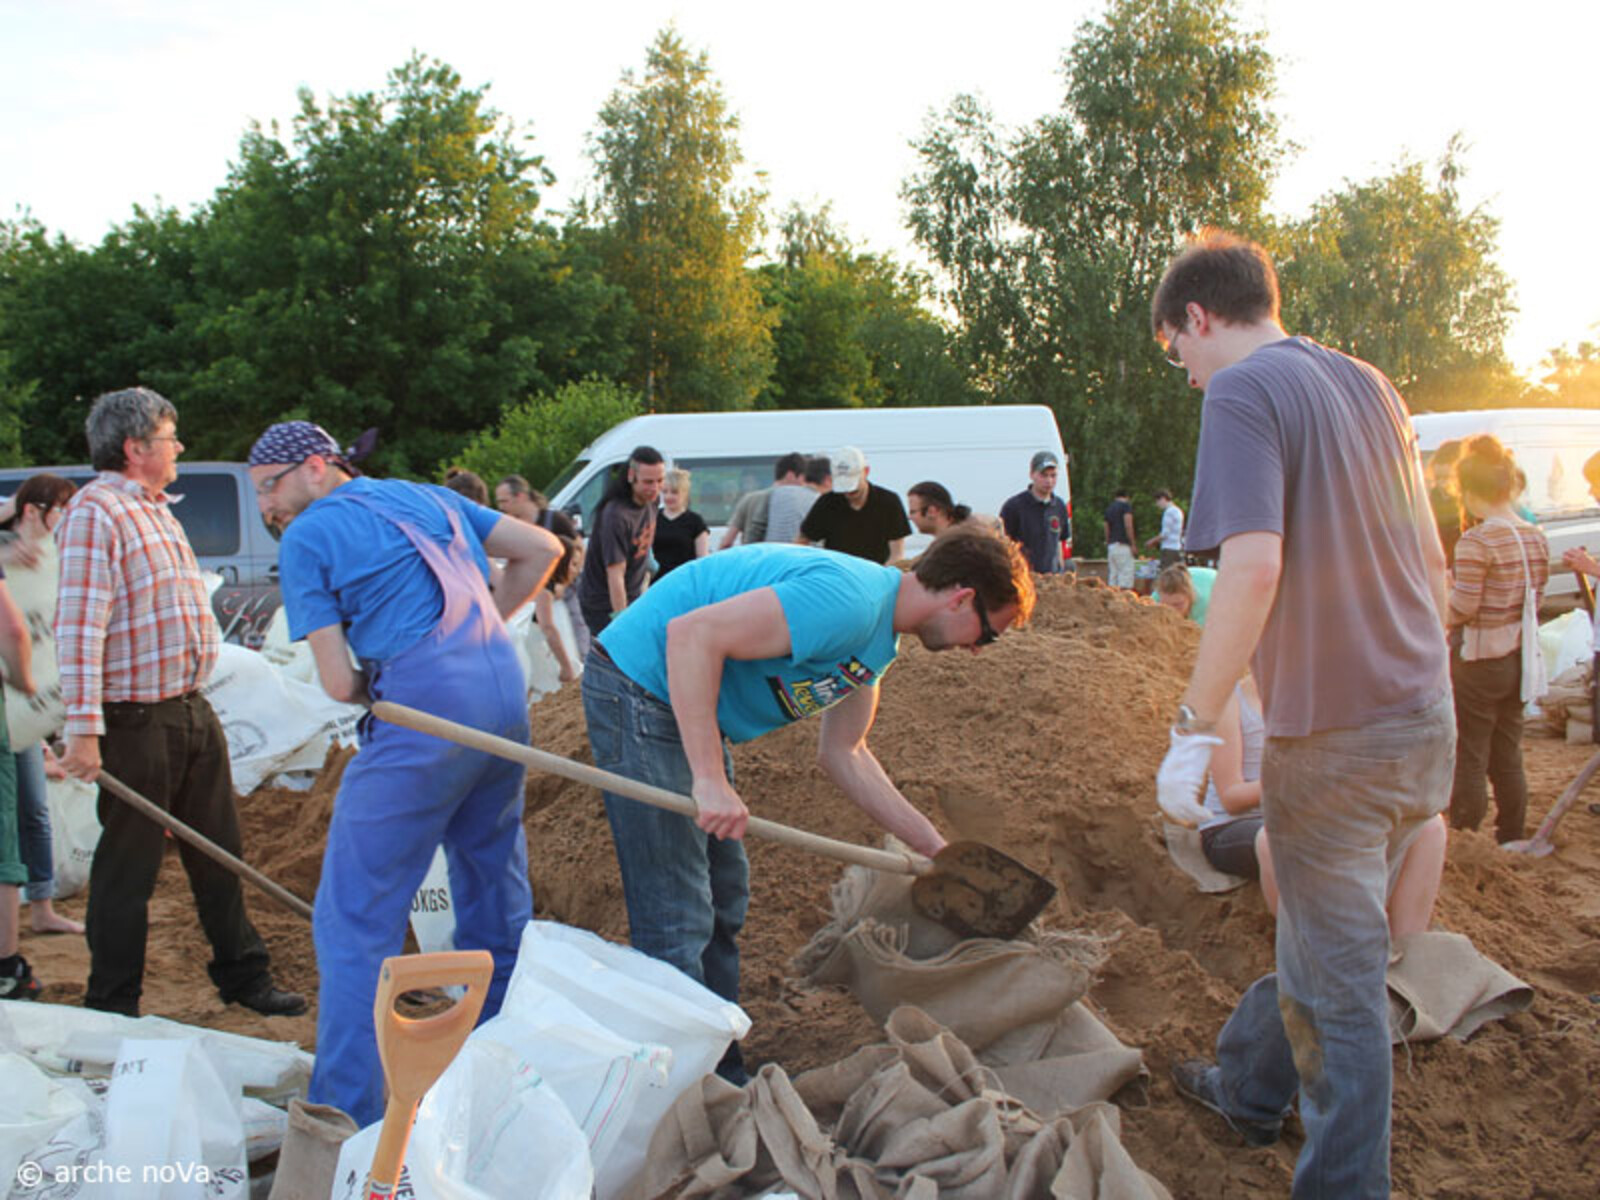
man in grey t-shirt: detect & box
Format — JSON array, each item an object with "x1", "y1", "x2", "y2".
[{"x1": 1152, "y1": 233, "x2": 1451, "y2": 1197}]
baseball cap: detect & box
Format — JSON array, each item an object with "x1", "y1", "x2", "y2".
[
  {"x1": 1031, "y1": 450, "x2": 1060, "y2": 473},
  {"x1": 832, "y1": 446, "x2": 867, "y2": 492}
]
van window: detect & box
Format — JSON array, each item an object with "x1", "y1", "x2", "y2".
[
  {"x1": 170, "y1": 472, "x2": 241, "y2": 556},
  {"x1": 675, "y1": 457, "x2": 777, "y2": 526},
  {"x1": 1516, "y1": 438, "x2": 1600, "y2": 520}
]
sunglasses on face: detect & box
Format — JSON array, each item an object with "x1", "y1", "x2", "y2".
[{"x1": 970, "y1": 589, "x2": 999, "y2": 647}]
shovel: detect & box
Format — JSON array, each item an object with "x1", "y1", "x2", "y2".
[
  {"x1": 364, "y1": 950, "x2": 494, "y2": 1200},
  {"x1": 1502, "y1": 745, "x2": 1600, "y2": 857},
  {"x1": 371, "y1": 700, "x2": 1056, "y2": 941}
]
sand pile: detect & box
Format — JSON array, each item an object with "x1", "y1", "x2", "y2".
[{"x1": 24, "y1": 574, "x2": 1600, "y2": 1198}]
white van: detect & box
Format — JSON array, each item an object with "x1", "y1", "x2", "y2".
[
  {"x1": 545, "y1": 405, "x2": 1069, "y2": 551},
  {"x1": 1412, "y1": 407, "x2": 1600, "y2": 611}
]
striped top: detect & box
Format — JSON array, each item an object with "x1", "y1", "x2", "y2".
[
  {"x1": 1449, "y1": 519, "x2": 1549, "y2": 661},
  {"x1": 55, "y1": 473, "x2": 219, "y2": 735}
]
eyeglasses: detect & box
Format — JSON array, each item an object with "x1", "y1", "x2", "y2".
[
  {"x1": 255, "y1": 461, "x2": 302, "y2": 496},
  {"x1": 1163, "y1": 326, "x2": 1187, "y2": 369},
  {"x1": 145, "y1": 434, "x2": 183, "y2": 446},
  {"x1": 970, "y1": 589, "x2": 999, "y2": 647}
]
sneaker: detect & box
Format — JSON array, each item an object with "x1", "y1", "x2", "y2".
[
  {"x1": 230, "y1": 980, "x2": 308, "y2": 1017},
  {"x1": 0, "y1": 956, "x2": 43, "y2": 1002},
  {"x1": 1171, "y1": 1058, "x2": 1281, "y2": 1148}
]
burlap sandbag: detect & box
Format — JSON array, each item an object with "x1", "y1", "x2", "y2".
[
  {"x1": 983, "y1": 1001, "x2": 1148, "y2": 1116},
  {"x1": 1386, "y1": 930, "x2": 1534, "y2": 1042},
  {"x1": 1161, "y1": 822, "x2": 1248, "y2": 894},
  {"x1": 265, "y1": 1099, "x2": 359, "y2": 1200},
  {"x1": 623, "y1": 1073, "x2": 761, "y2": 1200}
]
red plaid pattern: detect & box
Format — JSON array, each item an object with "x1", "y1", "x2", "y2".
[{"x1": 55, "y1": 473, "x2": 219, "y2": 735}]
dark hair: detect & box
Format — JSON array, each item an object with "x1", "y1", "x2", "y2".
[
  {"x1": 497, "y1": 473, "x2": 532, "y2": 497},
  {"x1": 1153, "y1": 489, "x2": 1171, "y2": 502},
  {"x1": 1114, "y1": 488, "x2": 1130, "y2": 499},
  {"x1": 774, "y1": 451, "x2": 808, "y2": 481},
  {"x1": 1151, "y1": 229, "x2": 1281, "y2": 338},
  {"x1": 913, "y1": 529, "x2": 1035, "y2": 627},
  {"x1": 550, "y1": 534, "x2": 580, "y2": 588},
  {"x1": 908, "y1": 480, "x2": 972, "y2": 523},
  {"x1": 803, "y1": 454, "x2": 832, "y2": 487},
  {"x1": 3, "y1": 473, "x2": 77, "y2": 530},
  {"x1": 442, "y1": 467, "x2": 489, "y2": 505},
  {"x1": 599, "y1": 445, "x2": 665, "y2": 511},
  {"x1": 1453, "y1": 434, "x2": 1517, "y2": 506}
]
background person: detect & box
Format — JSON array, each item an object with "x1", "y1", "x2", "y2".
[
  {"x1": 763, "y1": 458, "x2": 822, "y2": 546},
  {"x1": 57, "y1": 387, "x2": 302, "y2": 1020},
  {"x1": 718, "y1": 453, "x2": 806, "y2": 550},
  {"x1": 0, "y1": 474, "x2": 84, "y2": 935},
  {"x1": 581, "y1": 531, "x2": 1034, "y2": 1083},
  {"x1": 907, "y1": 481, "x2": 973, "y2": 537},
  {"x1": 1146, "y1": 489, "x2": 1185, "y2": 569},
  {"x1": 999, "y1": 451, "x2": 1071, "y2": 574},
  {"x1": 442, "y1": 466, "x2": 490, "y2": 505},
  {"x1": 251, "y1": 419, "x2": 561, "y2": 1125},
  {"x1": 495, "y1": 473, "x2": 587, "y2": 659},
  {"x1": 576, "y1": 446, "x2": 664, "y2": 637},
  {"x1": 0, "y1": 567, "x2": 37, "y2": 1000},
  {"x1": 1446, "y1": 434, "x2": 1549, "y2": 844},
  {"x1": 653, "y1": 468, "x2": 709, "y2": 578},
  {"x1": 1154, "y1": 562, "x2": 1217, "y2": 626},
  {"x1": 798, "y1": 446, "x2": 912, "y2": 564},
  {"x1": 1103, "y1": 488, "x2": 1136, "y2": 588}
]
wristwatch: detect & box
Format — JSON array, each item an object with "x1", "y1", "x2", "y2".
[{"x1": 1174, "y1": 703, "x2": 1217, "y2": 735}]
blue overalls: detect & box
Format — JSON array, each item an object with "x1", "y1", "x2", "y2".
[{"x1": 307, "y1": 490, "x2": 533, "y2": 1125}]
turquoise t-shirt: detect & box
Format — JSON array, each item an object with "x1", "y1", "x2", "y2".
[
  {"x1": 278, "y1": 477, "x2": 501, "y2": 662},
  {"x1": 599, "y1": 544, "x2": 901, "y2": 743}
]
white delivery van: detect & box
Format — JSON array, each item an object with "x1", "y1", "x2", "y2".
[
  {"x1": 545, "y1": 405, "x2": 1069, "y2": 553},
  {"x1": 1412, "y1": 407, "x2": 1600, "y2": 611}
]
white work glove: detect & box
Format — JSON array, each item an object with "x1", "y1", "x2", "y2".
[{"x1": 1157, "y1": 727, "x2": 1222, "y2": 828}]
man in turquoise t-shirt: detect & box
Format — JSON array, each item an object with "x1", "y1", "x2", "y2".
[{"x1": 582, "y1": 533, "x2": 1034, "y2": 1083}]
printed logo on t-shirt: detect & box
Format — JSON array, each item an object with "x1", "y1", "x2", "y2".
[
  {"x1": 768, "y1": 658, "x2": 878, "y2": 721},
  {"x1": 1049, "y1": 516, "x2": 1061, "y2": 534}
]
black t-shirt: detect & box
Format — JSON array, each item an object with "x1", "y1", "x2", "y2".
[
  {"x1": 800, "y1": 484, "x2": 913, "y2": 564},
  {"x1": 652, "y1": 508, "x2": 708, "y2": 577},
  {"x1": 577, "y1": 495, "x2": 656, "y2": 610},
  {"x1": 1104, "y1": 499, "x2": 1134, "y2": 545}
]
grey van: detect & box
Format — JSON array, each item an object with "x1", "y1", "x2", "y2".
[{"x1": 0, "y1": 462, "x2": 282, "y2": 645}]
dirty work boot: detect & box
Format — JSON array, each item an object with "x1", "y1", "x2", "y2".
[
  {"x1": 0, "y1": 954, "x2": 42, "y2": 1002},
  {"x1": 1171, "y1": 1058, "x2": 1281, "y2": 1147},
  {"x1": 230, "y1": 979, "x2": 309, "y2": 1017}
]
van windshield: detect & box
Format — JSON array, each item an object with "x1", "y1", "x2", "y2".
[
  {"x1": 1426, "y1": 437, "x2": 1600, "y2": 522},
  {"x1": 544, "y1": 458, "x2": 588, "y2": 500}
]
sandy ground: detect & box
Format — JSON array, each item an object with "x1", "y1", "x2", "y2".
[{"x1": 20, "y1": 576, "x2": 1600, "y2": 1198}]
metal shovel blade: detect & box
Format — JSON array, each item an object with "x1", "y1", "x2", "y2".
[{"x1": 911, "y1": 840, "x2": 1057, "y2": 940}]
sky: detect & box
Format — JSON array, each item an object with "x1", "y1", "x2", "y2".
[{"x1": 3, "y1": 0, "x2": 1596, "y2": 378}]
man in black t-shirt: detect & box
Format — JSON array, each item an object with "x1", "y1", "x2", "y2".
[
  {"x1": 576, "y1": 447, "x2": 664, "y2": 636},
  {"x1": 1103, "y1": 488, "x2": 1136, "y2": 589},
  {"x1": 799, "y1": 446, "x2": 912, "y2": 564}
]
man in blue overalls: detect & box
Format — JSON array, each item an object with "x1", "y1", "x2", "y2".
[{"x1": 248, "y1": 422, "x2": 561, "y2": 1125}]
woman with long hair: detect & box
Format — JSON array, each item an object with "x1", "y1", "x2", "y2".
[{"x1": 1447, "y1": 435, "x2": 1549, "y2": 843}]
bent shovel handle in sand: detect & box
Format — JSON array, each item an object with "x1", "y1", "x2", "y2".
[
  {"x1": 371, "y1": 700, "x2": 929, "y2": 877},
  {"x1": 97, "y1": 769, "x2": 315, "y2": 922}
]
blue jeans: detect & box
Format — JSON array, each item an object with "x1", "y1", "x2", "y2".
[
  {"x1": 14, "y1": 745, "x2": 55, "y2": 902},
  {"x1": 580, "y1": 651, "x2": 749, "y2": 1008},
  {"x1": 1211, "y1": 695, "x2": 1454, "y2": 1199}
]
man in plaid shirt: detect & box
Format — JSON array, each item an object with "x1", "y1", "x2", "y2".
[{"x1": 56, "y1": 387, "x2": 304, "y2": 1019}]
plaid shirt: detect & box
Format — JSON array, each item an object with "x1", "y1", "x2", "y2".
[{"x1": 55, "y1": 472, "x2": 219, "y2": 736}]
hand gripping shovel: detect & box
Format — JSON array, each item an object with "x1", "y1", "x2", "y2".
[
  {"x1": 364, "y1": 951, "x2": 494, "y2": 1200},
  {"x1": 372, "y1": 700, "x2": 1056, "y2": 940}
]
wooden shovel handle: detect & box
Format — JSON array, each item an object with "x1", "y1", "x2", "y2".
[{"x1": 371, "y1": 700, "x2": 927, "y2": 877}]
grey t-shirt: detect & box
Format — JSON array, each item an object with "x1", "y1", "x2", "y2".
[
  {"x1": 1185, "y1": 337, "x2": 1447, "y2": 738},
  {"x1": 764, "y1": 484, "x2": 819, "y2": 545}
]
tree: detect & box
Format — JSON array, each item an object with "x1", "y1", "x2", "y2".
[
  {"x1": 1271, "y1": 140, "x2": 1517, "y2": 410},
  {"x1": 588, "y1": 28, "x2": 774, "y2": 412},
  {"x1": 1540, "y1": 336, "x2": 1600, "y2": 408},
  {"x1": 905, "y1": 0, "x2": 1282, "y2": 554},
  {"x1": 450, "y1": 377, "x2": 642, "y2": 493}
]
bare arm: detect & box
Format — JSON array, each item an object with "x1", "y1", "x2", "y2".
[
  {"x1": 664, "y1": 588, "x2": 794, "y2": 839},
  {"x1": 718, "y1": 525, "x2": 742, "y2": 551},
  {"x1": 483, "y1": 515, "x2": 561, "y2": 620},
  {"x1": 1180, "y1": 532, "x2": 1282, "y2": 724},
  {"x1": 1208, "y1": 692, "x2": 1261, "y2": 816},
  {"x1": 306, "y1": 624, "x2": 370, "y2": 706},
  {"x1": 694, "y1": 530, "x2": 710, "y2": 559},
  {"x1": 886, "y1": 538, "x2": 905, "y2": 564},
  {"x1": 0, "y1": 580, "x2": 34, "y2": 695},
  {"x1": 1124, "y1": 511, "x2": 1136, "y2": 546},
  {"x1": 606, "y1": 561, "x2": 629, "y2": 613},
  {"x1": 817, "y1": 684, "x2": 944, "y2": 856}
]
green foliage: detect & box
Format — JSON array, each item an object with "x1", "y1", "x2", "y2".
[
  {"x1": 450, "y1": 377, "x2": 643, "y2": 493},
  {"x1": 0, "y1": 57, "x2": 632, "y2": 473},
  {"x1": 1270, "y1": 139, "x2": 1517, "y2": 410},
  {"x1": 589, "y1": 28, "x2": 774, "y2": 412},
  {"x1": 1538, "y1": 336, "x2": 1600, "y2": 408},
  {"x1": 757, "y1": 205, "x2": 980, "y2": 410},
  {"x1": 904, "y1": 0, "x2": 1282, "y2": 555}
]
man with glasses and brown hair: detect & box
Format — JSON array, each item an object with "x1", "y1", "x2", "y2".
[
  {"x1": 56, "y1": 387, "x2": 304, "y2": 1021},
  {"x1": 1152, "y1": 231, "x2": 1451, "y2": 1198},
  {"x1": 582, "y1": 530, "x2": 1033, "y2": 1084}
]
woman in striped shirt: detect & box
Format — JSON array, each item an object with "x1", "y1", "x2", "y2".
[{"x1": 1447, "y1": 434, "x2": 1550, "y2": 843}]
